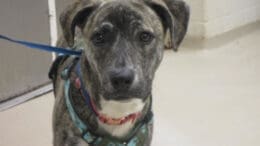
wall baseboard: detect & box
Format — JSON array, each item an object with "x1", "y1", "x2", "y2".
[
  {"x1": 182, "y1": 21, "x2": 260, "y2": 50},
  {"x1": 0, "y1": 84, "x2": 53, "y2": 111}
]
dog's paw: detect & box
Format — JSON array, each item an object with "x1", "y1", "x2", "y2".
[{"x1": 65, "y1": 137, "x2": 89, "y2": 146}]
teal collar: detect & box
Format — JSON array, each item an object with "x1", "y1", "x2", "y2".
[{"x1": 62, "y1": 67, "x2": 153, "y2": 146}]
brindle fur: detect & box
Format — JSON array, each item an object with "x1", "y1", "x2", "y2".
[{"x1": 51, "y1": 0, "x2": 189, "y2": 145}]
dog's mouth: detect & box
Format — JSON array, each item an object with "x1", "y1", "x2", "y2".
[
  {"x1": 90, "y1": 97, "x2": 143, "y2": 125},
  {"x1": 93, "y1": 87, "x2": 148, "y2": 126}
]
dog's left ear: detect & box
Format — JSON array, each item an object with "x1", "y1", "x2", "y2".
[{"x1": 146, "y1": 0, "x2": 190, "y2": 51}]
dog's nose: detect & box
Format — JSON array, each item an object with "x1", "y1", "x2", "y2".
[{"x1": 110, "y1": 68, "x2": 134, "y2": 91}]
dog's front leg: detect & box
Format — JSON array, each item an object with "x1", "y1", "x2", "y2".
[{"x1": 65, "y1": 137, "x2": 89, "y2": 146}]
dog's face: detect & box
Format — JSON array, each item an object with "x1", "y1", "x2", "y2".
[
  {"x1": 60, "y1": 0, "x2": 189, "y2": 102},
  {"x1": 82, "y1": 2, "x2": 165, "y2": 101}
]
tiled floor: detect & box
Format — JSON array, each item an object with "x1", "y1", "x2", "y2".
[{"x1": 1, "y1": 23, "x2": 260, "y2": 146}]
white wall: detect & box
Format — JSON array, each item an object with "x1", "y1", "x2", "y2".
[
  {"x1": 184, "y1": 0, "x2": 205, "y2": 39},
  {"x1": 185, "y1": 0, "x2": 260, "y2": 39}
]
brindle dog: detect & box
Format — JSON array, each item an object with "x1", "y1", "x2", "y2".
[{"x1": 50, "y1": 0, "x2": 189, "y2": 145}]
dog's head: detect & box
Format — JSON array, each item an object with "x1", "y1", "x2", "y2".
[{"x1": 60, "y1": 0, "x2": 189, "y2": 102}]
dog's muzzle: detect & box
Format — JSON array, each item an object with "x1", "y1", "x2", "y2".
[
  {"x1": 108, "y1": 67, "x2": 136, "y2": 100},
  {"x1": 108, "y1": 67, "x2": 135, "y2": 99}
]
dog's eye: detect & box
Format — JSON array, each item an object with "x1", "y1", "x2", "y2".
[
  {"x1": 139, "y1": 31, "x2": 154, "y2": 44},
  {"x1": 92, "y1": 33, "x2": 105, "y2": 46}
]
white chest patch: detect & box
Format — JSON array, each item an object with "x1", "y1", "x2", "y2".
[{"x1": 98, "y1": 97, "x2": 145, "y2": 137}]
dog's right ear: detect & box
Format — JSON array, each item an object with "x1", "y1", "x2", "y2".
[
  {"x1": 60, "y1": 1, "x2": 99, "y2": 47},
  {"x1": 145, "y1": 0, "x2": 190, "y2": 51}
]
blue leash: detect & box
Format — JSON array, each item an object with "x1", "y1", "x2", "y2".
[{"x1": 0, "y1": 34, "x2": 82, "y2": 56}]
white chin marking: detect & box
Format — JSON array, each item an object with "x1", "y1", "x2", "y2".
[
  {"x1": 98, "y1": 96, "x2": 145, "y2": 138},
  {"x1": 99, "y1": 96, "x2": 145, "y2": 118}
]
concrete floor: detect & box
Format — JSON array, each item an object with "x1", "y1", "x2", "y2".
[{"x1": 1, "y1": 23, "x2": 260, "y2": 146}]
